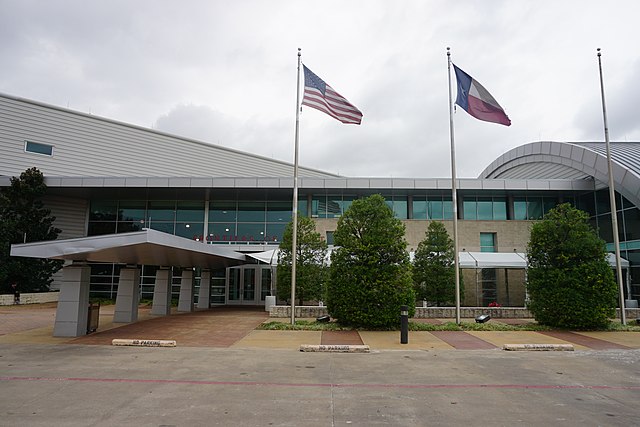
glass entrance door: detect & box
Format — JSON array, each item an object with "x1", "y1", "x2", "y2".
[{"x1": 227, "y1": 266, "x2": 259, "y2": 305}]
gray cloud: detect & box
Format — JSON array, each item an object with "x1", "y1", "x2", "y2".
[{"x1": 1, "y1": 0, "x2": 639, "y2": 179}]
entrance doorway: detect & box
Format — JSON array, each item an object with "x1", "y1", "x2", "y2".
[{"x1": 226, "y1": 265, "x2": 273, "y2": 305}]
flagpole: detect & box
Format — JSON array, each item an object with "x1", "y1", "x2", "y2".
[
  {"x1": 447, "y1": 47, "x2": 461, "y2": 325},
  {"x1": 597, "y1": 48, "x2": 626, "y2": 325},
  {"x1": 290, "y1": 48, "x2": 302, "y2": 325}
]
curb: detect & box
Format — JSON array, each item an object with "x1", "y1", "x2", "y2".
[
  {"x1": 503, "y1": 343, "x2": 574, "y2": 351},
  {"x1": 300, "y1": 344, "x2": 370, "y2": 353},
  {"x1": 112, "y1": 339, "x2": 177, "y2": 347}
]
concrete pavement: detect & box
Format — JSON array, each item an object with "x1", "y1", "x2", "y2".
[
  {"x1": 1, "y1": 303, "x2": 639, "y2": 351},
  {"x1": 1, "y1": 304, "x2": 640, "y2": 426}
]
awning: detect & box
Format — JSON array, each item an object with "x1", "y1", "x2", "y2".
[
  {"x1": 459, "y1": 251, "x2": 628, "y2": 269},
  {"x1": 459, "y1": 252, "x2": 528, "y2": 269},
  {"x1": 10, "y1": 228, "x2": 246, "y2": 269}
]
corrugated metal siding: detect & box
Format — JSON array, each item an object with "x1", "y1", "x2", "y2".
[
  {"x1": 493, "y1": 162, "x2": 590, "y2": 179},
  {"x1": 43, "y1": 195, "x2": 88, "y2": 239},
  {"x1": 0, "y1": 94, "x2": 339, "y2": 179},
  {"x1": 575, "y1": 142, "x2": 640, "y2": 178}
]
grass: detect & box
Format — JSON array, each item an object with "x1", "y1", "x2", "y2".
[{"x1": 257, "y1": 319, "x2": 640, "y2": 332}]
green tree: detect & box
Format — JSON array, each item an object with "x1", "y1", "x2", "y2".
[
  {"x1": 526, "y1": 203, "x2": 617, "y2": 329},
  {"x1": 413, "y1": 221, "x2": 462, "y2": 306},
  {"x1": 276, "y1": 215, "x2": 328, "y2": 305},
  {"x1": 0, "y1": 167, "x2": 63, "y2": 293},
  {"x1": 327, "y1": 194, "x2": 415, "y2": 328}
]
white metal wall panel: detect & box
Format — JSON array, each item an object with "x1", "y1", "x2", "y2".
[{"x1": 0, "y1": 94, "x2": 338, "y2": 179}]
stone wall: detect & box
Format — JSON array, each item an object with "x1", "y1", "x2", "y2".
[
  {"x1": 0, "y1": 292, "x2": 60, "y2": 306},
  {"x1": 270, "y1": 305, "x2": 640, "y2": 320}
]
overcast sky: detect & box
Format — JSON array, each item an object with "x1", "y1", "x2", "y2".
[{"x1": 1, "y1": 0, "x2": 639, "y2": 178}]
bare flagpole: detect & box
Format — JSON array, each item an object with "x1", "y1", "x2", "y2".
[
  {"x1": 597, "y1": 48, "x2": 626, "y2": 325},
  {"x1": 290, "y1": 48, "x2": 302, "y2": 325},
  {"x1": 447, "y1": 47, "x2": 462, "y2": 325}
]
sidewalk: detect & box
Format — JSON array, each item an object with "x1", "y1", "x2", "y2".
[{"x1": 1, "y1": 303, "x2": 639, "y2": 350}]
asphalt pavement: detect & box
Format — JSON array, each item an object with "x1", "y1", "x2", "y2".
[{"x1": 1, "y1": 304, "x2": 639, "y2": 426}]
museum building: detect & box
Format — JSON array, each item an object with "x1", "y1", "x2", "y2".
[{"x1": 2, "y1": 92, "x2": 639, "y2": 336}]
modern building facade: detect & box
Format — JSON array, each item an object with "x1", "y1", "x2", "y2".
[{"x1": 2, "y1": 92, "x2": 639, "y2": 335}]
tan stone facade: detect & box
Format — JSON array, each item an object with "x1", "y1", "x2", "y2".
[{"x1": 312, "y1": 218, "x2": 535, "y2": 308}]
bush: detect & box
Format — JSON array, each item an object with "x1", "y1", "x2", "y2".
[
  {"x1": 276, "y1": 215, "x2": 328, "y2": 305},
  {"x1": 526, "y1": 203, "x2": 618, "y2": 329},
  {"x1": 413, "y1": 221, "x2": 463, "y2": 306},
  {"x1": 327, "y1": 194, "x2": 415, "y2": 328}
]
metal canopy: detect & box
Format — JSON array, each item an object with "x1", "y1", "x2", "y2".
[{"x1": 10, "y1": 229, "x2": 246, "y2": 269}]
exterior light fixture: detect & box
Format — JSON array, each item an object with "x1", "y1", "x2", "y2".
[{"x1": 475, "y1": 314, "x2": 491, "y2": 323}]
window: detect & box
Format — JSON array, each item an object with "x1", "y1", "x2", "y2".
[
  {"x1": 481, "y1": 268, "x2": 498, "y2": 306},
  {"x1": 513, "y1": 196, "x2": 558, "y2": 220},
  {"x1": 480, "y1": 232, "x2": 496, "y2": 252},
  {"x1": 24, "y1": 141, "x2": 53, "y2": 156},
  {"x1": 463, "y1": 196, "x2": 507, "y2": 220},
  {"x1": 326, "y1": 231, "x2": 335, "y2": 246}
]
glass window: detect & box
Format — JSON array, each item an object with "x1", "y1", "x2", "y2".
[
  {"x1": 237, "y1": 201, "x2": 265, "y2": 222},
  {"x1": 430, "y1": 200, "x2": 444, "y2": 220},
  {"x1": 118, "y1": 201, "x2": 146, "y2": 222},
  {"x1": 622, "y1": 209, "x2": 640, "y2": 241},
  {"x1": 577, "y1": 193, "x2": 596, "y2": 216},
  {"x1": 542, "y1": 197, "x2": 557, "y2": 217},
  {"x1": 208, "y1": 223, "x2": 236, "y2": 243},
  {"x1": 297, "y1": 197, "x2": 308, "y2": 217},
  {"x1": 326, "y1": 231, "x2": 335, "y2": 246},
  {"x1": 90, "y1": 200, "x2": 118, "y2": 221},
  {"x1": 149, "y1": 222, "x2": 174, "y2": 234},
  {"x1": 175, "y1": 222, "x2": 204, "y2": 240},
  {"x1": 597, "y1": 214, "x2": 613, "y2": 243},
  {"x1": 24, "y1": 141, "x2": 53, "y2": 156},
  {"x1": 392, "y1": 196, "x2": 408, "y2": 219},
  {"x1": 209, "y1": 201, "x2": 236, "y2": 222},
  {"x1": 463, "y1": 200, "x2": 477, "y2": 220},
  {"x1": 412, "y1": 197, "x2": 428, "y2": 220},
  {"x1": 176, "y1": 201, "x2": 205, "y2": 222},
  {"x1": 311, "y1": 196, "x2": 323, "y2": 217},
  {"x1": 513, "y1": 198, "x2": 527, "y2": 220},
  {"x1": 147, "y1": 201, "x2": 175, "y2": 222},
  {"x1": 528, "y1": 198, "x2": 543, "y2": 220},
  {"x1": 326, "y1": 195, "x2": 343, "y2": 218},
  {"x1": 237, "y1": 223, "x2": 266, "y2": 242},
  {"x1": 266, "y1": 201, "x2": 291, "y2": 223},
  {"x1": 116, "y1": 221, "x2": 144, "y2": 233},
  {"x1": 343, "y1": 196, "x2": 356, "y2": 214},
  {"x1": 265, "y1": 223, "x2": 287, "y2": 243},
  {"x1": 480, "y1": 232, "x2": 496, "y2": 252},
  {"x1": 492, "y1": 198, "x2": 507, "y2": 220},
  {"x1": 481, "y1": 268, "x2": 498, "y2": 306},
  {"x1": 88, "y1": 222, "x2": 116, "y2": 236},
  {"x1": 477, "y1": 198, "x2": 493, "y2": 220},
  {"x1": 443, "y1": 200, "x2": 453, "y2": 220},
  {"x1": 595, "y1": 189, "x2": 610, "y2": 215}
]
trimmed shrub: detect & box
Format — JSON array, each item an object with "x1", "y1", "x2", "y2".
[
  {"x1": 327, "y1": 194, "x2": 415, "y2": 328},
  {"x1": 526, "y1": 203, "x2": 618, "y2": 329}
]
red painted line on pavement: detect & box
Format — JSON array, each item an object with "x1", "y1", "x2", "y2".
[{"x1": 1, "y1": 376, "x2": 638, "y2": 391}]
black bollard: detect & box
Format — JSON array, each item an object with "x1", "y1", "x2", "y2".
[{"x1": 400, "y1": 305, "x2": 409, "y2": 344}]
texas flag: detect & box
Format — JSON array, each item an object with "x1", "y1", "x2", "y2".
[{"x1": 453, "y1": 64, "x2": 511, "y2": 126}]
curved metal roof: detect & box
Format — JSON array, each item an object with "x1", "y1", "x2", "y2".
[{"x1": 479, "y1": 141, "x2": 640, "y2": 209}]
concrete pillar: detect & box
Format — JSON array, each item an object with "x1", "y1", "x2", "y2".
[
  {"x1": 113, "y1": 266, "x2": 140, "y2": 323},
  {"x1": 151, "y1": 268, "x2": 172, "y2": 316},
  {"x1": 53, "y1": 263, "x2": 91, "y2": 337},
  {"x1": 177, "y1": 269, "x2": 194, "y2": 312},
  {"x1": 197, "y1": 269, "x2": 211, "y2": 309}
]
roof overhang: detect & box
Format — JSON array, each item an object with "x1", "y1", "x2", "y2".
[{"x1": 10, "y1": 229, "x2": 246, "y2": 269}]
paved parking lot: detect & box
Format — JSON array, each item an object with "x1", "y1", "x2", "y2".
[{"x1": 1, "y1": 303, "x2": 639, "y2": 425}]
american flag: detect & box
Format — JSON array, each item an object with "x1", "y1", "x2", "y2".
[{"x1": 301, "y1": 65, "x2": 363, "y2": 125}]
